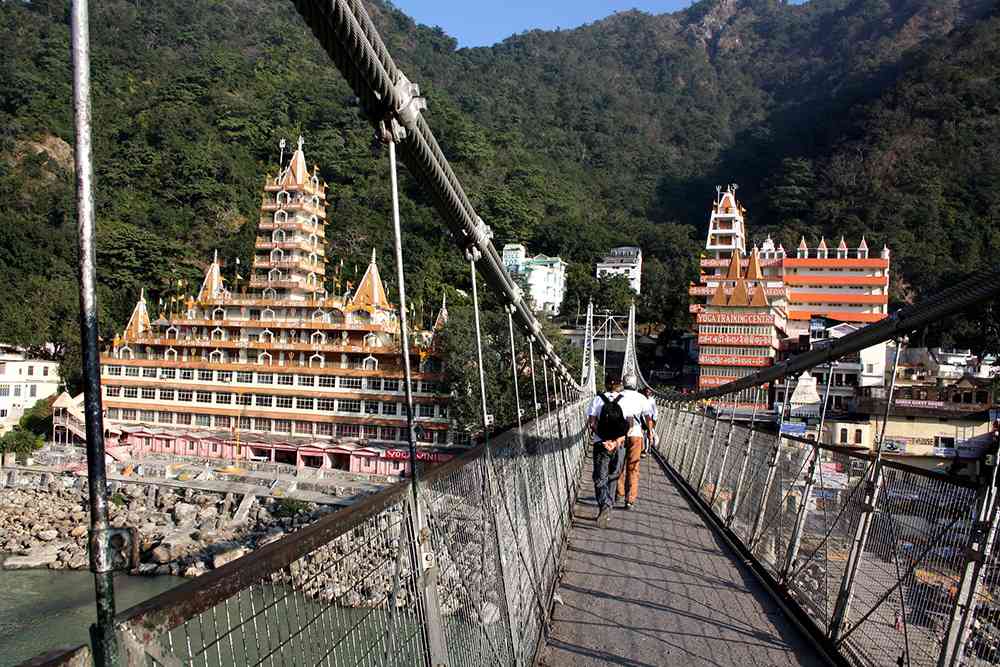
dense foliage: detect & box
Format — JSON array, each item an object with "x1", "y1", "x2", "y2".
[{"x1": 1, "y1": 0, "x2": 998, "y2": 391}]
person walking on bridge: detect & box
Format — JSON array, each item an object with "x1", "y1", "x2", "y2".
[
  {"x1": 640, "y1": 386, "x2": 658, "y2": 459},
  {"x1": 615, "y1": 377, "x2": 654, "y2": 509},
  {"x1": 588, "y1": 375, "x2": 646, "y2": 528}
]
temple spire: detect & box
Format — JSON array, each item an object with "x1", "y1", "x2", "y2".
[
  {"x1": 123, "y1": 290, "x2": 152, "y2": 341},
  {"x1": 433, "y1": 292, "x2": 449, "y2": 330},
  {"x1": 351, "y1": 249, "x2": 389, "y2": 309},
  {"x1": 197, "y1": 252, "x2": 223, "y2": 301}
]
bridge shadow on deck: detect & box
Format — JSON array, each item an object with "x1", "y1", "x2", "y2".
[{"x1": 540, "y1": 450, "x2": 827, "y2": 667}]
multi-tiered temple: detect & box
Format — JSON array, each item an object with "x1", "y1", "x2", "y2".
[
  {"x1": 690, "y1": 185, "x2": 891, "y2": 414},
  {"x1": 57, "y1": 140, "x2": 455, "y2": 475}
]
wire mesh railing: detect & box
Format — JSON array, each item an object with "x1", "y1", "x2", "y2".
[
  {"x1": 113, "y1": 401, "x2": 588, "y2": 666},
  {"x1": 652, "y1": 403, "x2": 999, "y2": 667}
]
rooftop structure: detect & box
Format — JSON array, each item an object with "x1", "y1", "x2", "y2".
[
  {"x1": 54, "y1": 139, "x2": 455, "y2": 476},
  {"x1": 502, "y1": 243, "x2": 568, "y2": 315},
  {"x1": 596, "y1": 246, "x2": 642, "y2": 294}
]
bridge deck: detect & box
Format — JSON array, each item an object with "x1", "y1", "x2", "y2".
[{"x1": 540, "y1": 451, "x2": 827, "y2": 667}]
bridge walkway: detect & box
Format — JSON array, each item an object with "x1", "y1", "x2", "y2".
[{"x1": 540, "y1": 449, "x2": 828, "y2": 667}]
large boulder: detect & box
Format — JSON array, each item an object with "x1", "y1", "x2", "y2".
[{"x1": 172, "y1": 502, "x2": 198, "y2": 525}]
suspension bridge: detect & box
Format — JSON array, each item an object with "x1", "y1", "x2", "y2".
[{"x1": 28, "y1": 0, "x2": 1000, "y2": 665}]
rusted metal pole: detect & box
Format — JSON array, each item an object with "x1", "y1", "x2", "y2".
[{"x1": 70, "y1": 1, "x2": 117, "y2": 663}]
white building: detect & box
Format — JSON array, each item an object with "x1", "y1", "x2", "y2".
[
  {"x1": 0, "y1": 348, "x2": 61, "y2": 434},
  {"x1": 502, "y1": 243, "x2": 568, "y2": 315},
  {"x1": 596, "y1": 246, "x2": 643, "y2": 294}
]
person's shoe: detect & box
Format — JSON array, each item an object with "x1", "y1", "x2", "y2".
[
  {"x1": 597, "y1": 507, "x2": 611, "y2": 528},
  {"x1": 625, "y1": 501, "x2": 634, "y2": 510}
]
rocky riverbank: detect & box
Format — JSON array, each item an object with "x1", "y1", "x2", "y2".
[{"x1": 0, "y1": 482, "x2": 333, "y2": 577}]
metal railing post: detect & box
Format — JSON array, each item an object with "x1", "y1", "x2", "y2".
[
  {"x1": 830, "y1": 340, "x2": 904, "y2": 643},
  {"x1": 726, "y1": 391, "x2": 762, "y2": 527},
  {"x1": 677, "y1": 409, "x2": 698, "y2": 472},
  {"x1": 939, "y1": 464, "x2": 1000, "y2": 666},
  {"x1": 710, "y1": 405, "x2": 739, "y2": 508},
  {"x1": 70, "y1": 3, "x2": 118, "y2": 662},
  {"x1": 749, "y1": 379, "x2": 794, "y2": 549},
  {"x1": 387, "y1": 139, "x2": 449, "y2": 666},
  {"x1": 684, "y1": 408, "x2": 709, "y2": 480},
  {"x1": 467, "y1": 252, "x2": 518, "y2": 662},
  {"x1": 697, "y1": 409, "x2": 721, "y2": 493},
  {"x1": 783, "y1": 364, "x2": 836, "y2": 580}
]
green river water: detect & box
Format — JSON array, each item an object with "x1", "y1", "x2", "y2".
[{"x1": 0, "y1": 570, "x2": 183, "y2": 667}]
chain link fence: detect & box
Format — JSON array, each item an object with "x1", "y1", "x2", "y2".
[
  {"x1": 654, "y1": 403, "x2": 999, "y2": 667},
  {"x1": 113, "y1": 400, "x2": 588, "y2": 666}
]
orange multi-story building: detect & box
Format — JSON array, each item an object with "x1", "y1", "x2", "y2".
[
  {"x1": 54, "y1": 139, "x2": 456, "y2": 476},
  {"x1": 696, "y1": 250, "x2": 786, "y2": 411},
  {"x1": 689, "y1": 185, "x2": 891, "y2": 407}
]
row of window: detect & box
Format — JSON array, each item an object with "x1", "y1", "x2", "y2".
[
  {"x1": 105, "y1": 385, "x2": 448, "y2": 418},
  {"x1": 701, "y1": 346, "x2": 772, "y2": 358},
  {"x1": 0, "y1": 364, "x2": 51, "y2": 377},
  {"x1": 103, "y1": 366, "x2": 442, "y2": 394},
  {"x1": 107, "y1": 407, "x2": 450, "y2": 444},
  {"x1": 699, "y1": 325, "x2": 772, "y2": 336},
  {"x1": 702, "y1": 367, "x2": 761, "y2": 379},
  {"x1": 0, "y1": 384, "x2": 39, "y2": 398}
]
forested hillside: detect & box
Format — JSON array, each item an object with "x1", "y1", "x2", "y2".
[{"x1": 1, "y1": 0, "x2": 998, "y2": 387}]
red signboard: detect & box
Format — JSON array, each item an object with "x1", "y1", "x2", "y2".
[
  {"x1": 700, "y1": 376, "x2": 770, "y2": 388},
  {"x1": 383, "y1": 449, "x2": 454, "y2": 463},
  {"x1": 698, "y1": 333, "x2": 773, "y2": 347},
  {"x1": 699, "y1": 354, "x2": 771, "y2": 367},
  {"x1": 697, "y1": 311, "x2": 774, "y2": 325},
  {"x1": 689, "y1": 286, "x2": 785, "y2": 297}
]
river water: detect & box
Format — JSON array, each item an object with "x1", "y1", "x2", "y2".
[{"x1": 0, "y1": 570, "x2": 183, "y2": 667}]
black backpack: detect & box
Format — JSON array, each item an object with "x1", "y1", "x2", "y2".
[{"x1": 596, "y1": 393, "x2": 629, "y2": 441}]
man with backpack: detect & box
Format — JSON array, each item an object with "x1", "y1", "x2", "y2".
[
  {"x1": 587, "y1": 375, "x2": 648, "y2": 528},
  {"x1": 615, "y1": 376, "x2": 655, "y2": 510}
]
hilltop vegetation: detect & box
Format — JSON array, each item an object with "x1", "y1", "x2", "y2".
[{"x1": 1, "y1": 0, "x2": 998, "y2": 388}]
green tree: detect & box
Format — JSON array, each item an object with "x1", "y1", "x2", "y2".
[{"x1": 0, "y1": 426, "x2": 43, "y2": 457}]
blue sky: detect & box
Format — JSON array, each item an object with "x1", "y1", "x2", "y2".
[{"x1": 392, "y1": 1, "x2": 806, "y2": 48}]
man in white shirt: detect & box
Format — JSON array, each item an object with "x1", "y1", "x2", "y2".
[
  {"x1": 615, "y1": 376, "x2": 654, "y2": 509},
  {"x1": 587, "y1": 375, "x2": 649, "y2": 527}
]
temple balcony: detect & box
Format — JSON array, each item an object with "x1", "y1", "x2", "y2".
[
  {"x1": 252, "y1": 258, "x2": 326, "y2": 273},
  {"x1": 255, "y1": 240, "x2": 324, "y2": 253},
  {"x1": 258, "y1": 220, "x2": 326, "y2": 235},
  {"x1": 124, "y1": 336, "x2": 400, "y2": 355},
  {"x1": 156, "y1": 316, "x2": 395, "y2": 334},
  {"x1": 260, "y1": 201, "x2": 327, "y2": 218},
  {"x1": 247, "y1": 277, "x2": 325, "y2": 292}
]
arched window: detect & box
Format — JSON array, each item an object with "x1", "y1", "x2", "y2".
[
  {"x1": 272, "y1": 229, "x2": 286, "y2": 243},
  {"x1": 310, "y1": 175, "x2": 320, "y2": 189},
  {"x1": 166, "y1": 326, "x2": 178, "y2": 339},
  {"x1": 119, "y1": 346, "x2": 133, "y2": 360},
  {"x1": 311, "y1": 195, "x2": 320, "y2": 206},
  {"x1": 309, "y1": 215, "x2": 318, "y2": 230},
  {"x1": 274, "y1": 210, "x2": 288, "y2": 224},
  {"x1": 311, "y1": 309, "x2": 328, "y2": 323},
  {"x1": 270, "y1": 248, "x2": 284, "y2": 263},
  {"x1": 268, "y1": 268, "x2": 283, "y2": 282},
  {"x1": 261, "y1": 308, "x2": 275, "y2": 320},
  {"x1": 260, "y1": 329, "x2": 274, "y2": 343},
  {"x1": 211, "y1": 327, "x2": 225, "y2": 341},
  {"x1": 311, "y1": 331, "x2": 325, "y2": 345},
  {"x1": 309, "y1": 252, "x2": 318, "y2": 266},
  {"x1": 309, "y1": 353, "x2": 325, "y2": 368},
  {"x1": 262, "y1": 289, "x2": 277, "y2": 300},
  {"x1": 276, "y1": 190, "x2": 290, "y2": 205},
  {"x1": 362, "y1": 355, "x2": 378, "y2": 371},
  {"x1": 258, "y1": 351, "x2": 272, "y2": 365},
  {"x1": 165, "y1": 347, "x2": 178, "y2": 361},
  {"x1": 309, "y1": 234, "x2": 318, "y2": 247},
  {"x1": 209, "y1": 349, "x2": 225, "y2": 363},
  {"x1": 212, "y1": 307, "x2": 225, "y2": 320},
  {"x1": 363, "y1": 333, "x2": 379, "y2": 348},
  {"x1": 306, "y1": 272, "x2": 317, "y2": 286}
]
